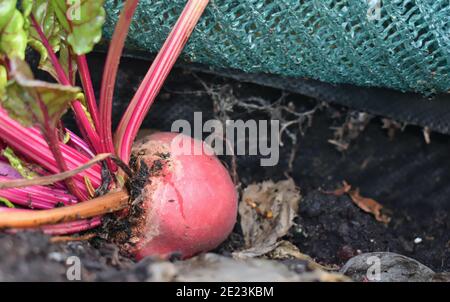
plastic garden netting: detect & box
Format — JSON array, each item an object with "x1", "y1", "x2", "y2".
[{"x1": 103, "y1": 0, "x2": 450, "y2": 94}]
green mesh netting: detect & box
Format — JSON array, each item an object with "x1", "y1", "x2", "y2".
[{"x1": 103, "y1": 0, "x2": 450, "y2": 94}]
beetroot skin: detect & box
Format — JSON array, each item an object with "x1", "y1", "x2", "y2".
[{"x1": 125, "y1": 132, "x2": 238, "y2": 259}]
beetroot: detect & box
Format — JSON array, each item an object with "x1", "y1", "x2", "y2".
[
  {"x1": 0, "y1": 0, "x2": 232, "y2": 260},
  {"x1": 124, "y1": 132, "x2": 238, "y2": 259}
]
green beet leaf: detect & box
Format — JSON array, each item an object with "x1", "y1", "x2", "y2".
[
  {"x1": 51, "y1": 0, "x2": 106, "y2": 55},
  {"x1": 28, "y1": 0, "x2": 63, "y2": 70},
  {"x1": 1, "y1": 58, "x2": 81, "y2": 127},
  {"x1": 0, "y1": 0, "x2": 28, "y2": 59}
]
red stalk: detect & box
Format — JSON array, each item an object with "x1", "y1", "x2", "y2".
[
  {"x1": 67, "y1": 52, "x2": 75, "y2": 85},
  {"x1": 114, "y1": 0, "x2": 209, "y2": 162},
  {"x1": 99, "y1": 0, "x2": 140, "y2": 157},
  {"x1": 0, "y1": 109, "x2": 102, "y2": 194},
  {"x1": 30, "y1": 15, "x2": 67, "y2": 83},
  {"x1": 40, "y1": 217, "x2": 101, "y2": 235},
  {"x1": 0, "y1": 159, "x2": 76, "y2": 209},
  {"x1": 76, "y1": 55, "x2": 100, "y2": 131},
  {"x1": 30, "y1": 14, "x2": 102, "y2": 154},
  {"x1": 35, "y1": 95, "x2": 87, "y2": 201},
  {"x1": 66, "y1": 129, "x2": 95, "y2": 158},
  {"x1": 0, "y1": 176, "x2": 76, "y2": 209}
]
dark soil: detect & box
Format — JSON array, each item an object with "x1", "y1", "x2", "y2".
[{"x1": 0, "y1": 53, "x2": 448, "y2": 281}]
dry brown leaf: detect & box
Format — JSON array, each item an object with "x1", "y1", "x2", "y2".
[
  {"x1": 323, "y1": 181, "x2": 391, "y2": 224},
  {"x1": 233, "y1": 179, "x2": 301, "y2": 259},
  {"x1": 348, "y1": 188, "x2": 391, "y2": 224}
]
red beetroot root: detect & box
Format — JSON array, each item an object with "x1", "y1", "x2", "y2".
[{"x1": 124, "y1": 132, "x2": 238, "y2": 260}]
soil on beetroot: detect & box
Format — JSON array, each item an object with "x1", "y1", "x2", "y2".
[{"x1": 0, "y1": 53, "x2": 448, "y2": 281}]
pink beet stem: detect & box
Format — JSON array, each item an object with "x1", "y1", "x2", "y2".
[
  {"x1": 99, "y1": 0, "x2": 140, "y2": 158},
  {"x1": 0, "y1": 176, "x2": 76, "y2": 209},
  {"x1": 0, "y1": 109, "x2": 102, "y2": 194},
  {"x1": 77, "y1": 55, "x2": 101, "y2": 131},
  {"x1": 30, "y1": 14, "x2": 102, "y2": 154},
  {"x1": 36, "y1": 96, "x2": 88, "y2": 201},
  {"x1": 66, "y1": 129, "x2": 95, "y2": 158},
  {"x1": 114, "y1": 0, "x2": 210, "y2": 163},
  {"x1": 40, "y1": 217, "x2": 102, "y2": 235}
]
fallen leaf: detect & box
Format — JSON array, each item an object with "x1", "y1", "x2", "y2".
[
  {"x1": 233, "y1": 179, "x2": 349, "y2": 282},
  {"x1": 233, "y1": 179, "x2": 301, "y2": 258},
  {"x1": 348, "y1": 189, "x2": 391, "y2": 224},
  {"x1": 322, "y1": 181, "x2": 391, "y2": 224}
]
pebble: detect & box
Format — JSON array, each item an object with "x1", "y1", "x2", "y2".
[{"x1": 341, "y1": 252, "x2": 435, "y2": 282}]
